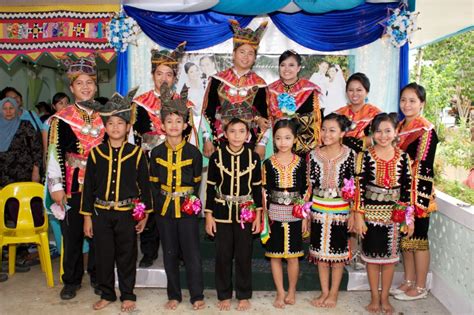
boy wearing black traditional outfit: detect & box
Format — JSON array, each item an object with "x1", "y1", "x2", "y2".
[
  {"x1": 149, "y1": 83, "x2": 205, "y2": 310},
  {"x1": 80, "y1": 88, "x2": 152, "y2": 312}
]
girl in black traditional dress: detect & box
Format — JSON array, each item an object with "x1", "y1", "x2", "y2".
[
  {"x1": 353, "y1": 113, "x2": 414, "y2": 314},
  {"x1": 308, "y1": 113, "x2": 356, "y2": 308},
  {"x1": 262, "y1": 119, "x2": 309, "y2": 308}
]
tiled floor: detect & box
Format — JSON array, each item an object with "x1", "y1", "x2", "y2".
[{"x1": 0, "y1": 259, "x2": 449, "y2": 315}]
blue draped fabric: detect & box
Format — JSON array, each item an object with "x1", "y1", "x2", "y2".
[
  {"x1": 211, "y1": 0, "x2": 290, "y2": 15},
  {"x1": 116, "y1": 50, "x2": 129, "y2": 95},
  {"x1": 398, "y1": 42, "x2": 409, "y2": 117},
  {"x1": 294, "y1": 0, "x2": 364, "y2": 14},
  {"x1": 124, "y1": 6, "x2": 253, "y2": 50},
  {"x1": 270, "y1": 3, "x2": 398, "y2": 51}
]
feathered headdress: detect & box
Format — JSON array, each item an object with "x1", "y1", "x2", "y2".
[
  {"x1": 78, "y1": 87, "x2": 139, "y2": 123},
  {"x1": 230, "y1": 19, "x2": 268, "y2": 51},
  {"x1": 159, "y1": 82, "x2": 190, "y2": 121},
  {"x1": 151, "y1": 41, "x2": 187, "y2": 74}
]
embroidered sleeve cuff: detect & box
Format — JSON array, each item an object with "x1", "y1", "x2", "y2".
[
  {"x1": 193, "y1": 176, "x2": 202, "y2": 183},
  {"x1": 145, "y1": 208, "x2": 154, "y2": 214},
  {"x1": 79, "y1": 210, "x2": 92, "y2": 216},
  {"x1": 204, "y1": 209, "x2": 213, "y2": 213},
  {"x1": 150, "y1": 176, "x2": 159, "y2": 183}
]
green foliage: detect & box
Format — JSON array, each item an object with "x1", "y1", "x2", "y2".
[
  {"x1": 301, "y1": 55, "x2": 350, "y2": 79},
  {"x1": 410, "y1": 30, "x2": 473, "y2": 138},
  {"x1": 435, "y1": 179, "x2": 474, "y2": 206},
  {"x1": 437, "y1": 123, "x2": 474, "y2": 170}
]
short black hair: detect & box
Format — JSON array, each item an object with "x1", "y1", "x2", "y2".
[
  {"x1": 151, "y1": 63, "x2": 177, "y2": 77},
  {"x1": 279, "y1": 50, "x2": 302, "y2": 66},
  {"x1": 370, "y1": 112, "x2": 398, "y2": 134},
  {"x1": 322, "y1": 113, "x2": 352, "y2": 132},
  {"x1": 52, "y1": 92, "x2": 70, "y2": 105},
  {"x1": 346, "y1": 72, "x2": 370, "y2": 93},
  {"x1": 400, "y1": 82, "x2": 426, "y2": 103},
  {"x1": 224, "y1": 117, "x2": 250, "y2": 132},
  {"x1": 0, "y1": 86, "x2": 22, "y2": 100}
]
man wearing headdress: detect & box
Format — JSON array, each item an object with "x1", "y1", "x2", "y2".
[
  {"x1": 46, "y1": 57, "x2": 104, "y2": 300},
  {"x1": 202, "y1": 20, "x2": 270, "y2": 160},
  {"x1": 132, "y1": 42, "x2": 195, "y2": 268}
]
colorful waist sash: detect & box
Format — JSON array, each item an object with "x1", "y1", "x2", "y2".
[{"x1": 311, "y1": 196, "x2": 350, "y2": 214}]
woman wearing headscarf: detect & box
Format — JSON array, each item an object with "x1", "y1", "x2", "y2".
[{"x1": 0, "y1": 97, "x2": 43, "y2": 226}]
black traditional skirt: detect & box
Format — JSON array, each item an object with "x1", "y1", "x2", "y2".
[
  {"x1": 309, "y1": 196, "x2": 351, "y2": 264},
  {"x1": 361, "y1": 220, "x2": 401, "y2": 264},
  {"x1": 265, "y1": 203, "x2": 304, "y2": 259},
  {"x1": 401, "y1": 216, "x2": 430, "y2": 251}
]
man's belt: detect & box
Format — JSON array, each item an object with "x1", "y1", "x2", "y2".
[
  {"x1": 160, "y1": 188, "x2": 194, "y2": 199},
  {"x1": 216, "y1": 192, "x2": 252, "y2": 203},
  {"x1": 269, "y1": 190, "x2": 300, "y2": 205},
  {"x1": 365, "y1": 185, "x2": 400, "y2": 202},
  {"x1": 95, "y1": 198, "x2": 133, "y2": 209}
]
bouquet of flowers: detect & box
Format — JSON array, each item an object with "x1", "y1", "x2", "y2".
[
  {"x1": 277, "y1": 93, "x2": 297, "y2": 116},
  {"x1": 181, "y1": 195, "x2": 202, "y2": 215},
  {"x1": 107, "y1": 11, "x2": 141, "y2": 53},
  {"x1": 341, "y1": 177, "x2": 355, "y2": 201},
  {"x1": 240, "y1": 200, "x2": 257, "y2": 229},
  {"x1": 292, "y1": 198, "x2": 311, "y2": 219},
  {"x1": 384, "y1": 8, "x2": 420, "y2": 48},
  {"x1": 131, "y1": 199, "x2": 146, "y2": 221}
]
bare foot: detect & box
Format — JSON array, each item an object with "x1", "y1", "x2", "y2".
[
  {"x1": 92, "y1": 299, "x2": 112, "y2": 310},
  {"x1": 365, "y1": 294, "x2": 381, "y2": 313},
  {"x1": 397, "y1": 281, "x2": 413, "y2": 292},
  {"x1": 311, "y1": 292, "x2": 329, "y2": 307},
  {"x1": 192, "y1": 300, "x2": 205, "y2": 310},
  {"x1": 381, "y1": 296, "x2": 394, "y2": 315},
  {"x1": 284, "y1": 290, "x2": 295, "y2": 305},
  {"x1": 323, "y1": 291, "x2": 338, "y2": 308},
  {"x1": 236, "y1": 299, "x2": 251, "y2": 311},
  {"x1": 164, "y1": 300, "x2": 180, "y2": 310},
  {"x1": 121, "y1": 300, "x2": 136, "y2": 312},
  {"x1": 273, "y1": 292, "x2": 286, "y2": 309},
  {"x1": 217, "y1": 299, "x2": 231, "y2": 311}
]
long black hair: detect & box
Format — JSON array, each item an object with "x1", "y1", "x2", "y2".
[{"x1": 322, "y1": 113, "x2": 352, "y2": 132}]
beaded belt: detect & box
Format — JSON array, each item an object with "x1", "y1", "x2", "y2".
[
  {"x1": 365, "y1": 185, "x2": 400, "y2": 202},
  {"x1": 160, "y1": 188, "x2": 194, "y2": 199},
  {"x1": 95, "y1": 198, "x2": 133, "y2": 209},
  {"x1": 268, "y1": 203, "x2": 299, "y2": 222},
  {"x1": 269, "y1": 191, "x2": 300, "y2": 205},
  {"x1": 313, "y1": 188, "x2": 341, "y2": 199},
  {"x1": 216, "y1": 192, "x2": 252, "y2": 203}
]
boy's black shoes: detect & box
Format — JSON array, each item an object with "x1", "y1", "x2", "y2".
[
  {"x1": 60, "y1": 284, "x2": 81, "y2": 300},
  {"x1": 139, "y1": 255, "x2": 155, "y2": 268}
]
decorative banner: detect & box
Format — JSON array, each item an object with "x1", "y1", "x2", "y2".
[{"x1": 0, "y1": 11, "x2": 115, "y2": 65}]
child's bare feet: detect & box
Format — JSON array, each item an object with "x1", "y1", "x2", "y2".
[
  {"x1": 121, "y1": 300, "x2": 136, "y2": 312},
  {"x1": 164, "y1": 300, "x2": 180, "y2": 310},
  {"x1": 273, "y1": 292, "x2": 286, "y2": 309},
  {"x1": 192, "y1": 300, "x2": 205, "y2": 310},
  {"x1": 236, "y1": 299, "x2": 251, "y2": 311},
  {"x1": 284, "y1": 289, "x2": 296, "y2": 305},
  {"x1": 323, "y1": 291, "x2": 338, "y2": 308},
  {"x1": 217, "y1": 299, "x2": 231, "y2": 311},
  {"x1": 92, "y1": 299, "x2": 112, "y2": 310},
  {"x1": 365, "y1": 294, "x2": 381, "y2": 313},
  {"x1": 311, "y1": 291, "x2": 328, "y2": 307},
  {"x1": 381, "y1": 296, "x2": 394, "y2": 315}
]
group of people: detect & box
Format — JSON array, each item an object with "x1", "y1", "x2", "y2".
[{"x1": 0, "y1": 19, "x2": 438, "y2": 314}]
